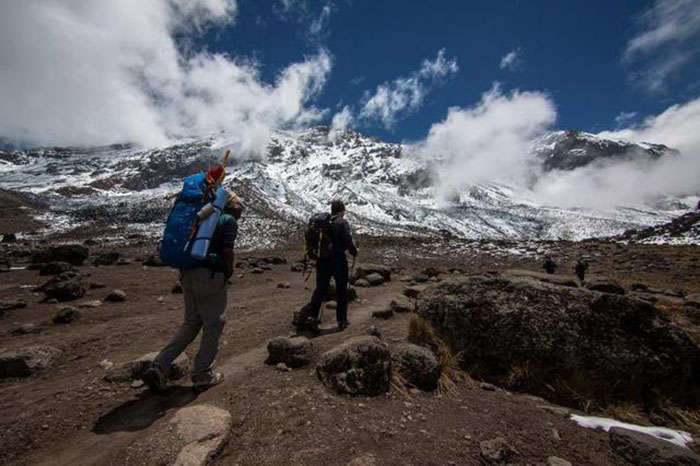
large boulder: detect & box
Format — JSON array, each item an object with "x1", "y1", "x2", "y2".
[
  {"x1": 316, "y1": 336, "x2": 391, "y2": 396},
  {"x1": 93, "y1": 252, "x2": 120, "y2": 266},
  {"x1": 0, "y1": 345, "x2": 63, "y2": 377},
  {"x1": 0, "y1": 298, "x2": 27, "y2": 313},
  {"x1": 390, "y1": 295, "x2": 414, "y2": 313},
  {"x1": 353, "y1": 264, "x2": 391, "y2": 283},
  {"x1": 392, "y1": 343, "x2": 440, "y2": 391},
  {"x1": 609, "y1": 427, "x2": 700, "y2": 466},
  {"x1": 104, "y1": 352, "x2": 190, "y2": 383},
  {"x1": 266, "y1": 336, "x2": 314, "y2": 368},
  {"x1": 53, "y1": 306, "x2": 81, "y2": 324},
  {"x1": 417, "y1": 277, "x2": 700, "y2": 405},
  {"x1": 365, "y1": 273, "x2": 385, "y2": 286},
  {"x1": 36, "y1": 271, "x2": 87, "y2": 302},
  {"x1": 39, "y1": 261, "x2": 75, "y2": 276},
  {"x1": 31, "y1": 245, "x2": 89, "y2": 266},
  {"x1": 586, "y1": 279, "x2": 626, "y2": 295}
]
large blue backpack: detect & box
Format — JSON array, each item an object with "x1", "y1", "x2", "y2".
[{"x1": 158, "y1": 173, "x2": 210, "y2": 269}]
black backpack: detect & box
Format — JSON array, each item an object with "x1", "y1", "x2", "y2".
[{"x1": 304, "y1": 212, "x2": 334, "y2": 260}]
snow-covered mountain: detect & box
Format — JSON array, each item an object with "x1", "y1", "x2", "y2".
[{"x1": 0, "y1": 127, "x2": 694, "y2": 247}]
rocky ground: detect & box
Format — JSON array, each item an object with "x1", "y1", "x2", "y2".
[{"x1": 0, "y1": 232, "x2": 699, "y2": 465}]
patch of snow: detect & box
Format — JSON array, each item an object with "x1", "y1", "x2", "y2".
[{"x1": 571, "y1": 414, "x2": 694, "y2": 448}]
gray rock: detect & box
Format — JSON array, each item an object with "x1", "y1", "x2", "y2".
[
  {"x1": 32, "y1": 245, "x2": 89, "y2": 266},
  {"x1": 290, "y1": 262, "x2": 304, "y2": 272},
  {"x1": 89, "y1": 282, "x2": 106, "y2": 290},
  {"x1": 316, "y1": 336, "x2": 391, "y2": 396},
  {"x1": 366, "y1": 326, "x2": 382, "y2": 338},
  {"x1": 389, "y1": 295, "x2": 413, "y2": 313},
  {"x1": 266, "y1": 336, "x2": 314, "y2": 368},
  {"x1": 103, "y1": 352, "x2": 190, "y2": 383},
  {"x1": 0, "y1": 345, "x2": 63, "y2": 377},
  {"x1": 609, "y1": 427, "x2": 700, "y2": 466},
  {"x1": 142, "y1": 255, "x2": 165, "y2": 267},
  {"x1": 93, "y1": 252, "x2": 120, "y2": 266},
  {"x1": 365, "y1": 273, "x2": 385, "y2": 286},
  {"x1": 412, "y1": 273, "x2": 430, "y2": 283},
  {"x1": 417, "y1": 276, "x2": 700, "y2": 405},
  {"x1": 371, "y1": 309, "x2": 393, "y2": 320},
  {"x1": 105, "y1": 289, "x2": 127, "y2": 302},
  {"x1": 78, "y1": 300, "x2": 102, "y2": 308},
  {"x1": 53, "y1": 306, "x2": 81, "y2": 324},
  {"x1": 403, "y1": 285, "x2": 427, "y2": 299},
  {"x1": 0, "y1": 298, "x2": 27, "y2": 312},
  {"x1": 326, "y1": 301, "x2": 337, "y2": 310},
  {"x1": 480, "y1": 437, "x2": 517, "y2": 465},
  {"x1": 355, "y1": 279, "x2": 370, "y2": 288},
  {"x1": 250, "y1": 268, "x2": 264, "y2": 274},
  {"x1": 36, "y1": 271, "x2": 87, "y2": 302},
  {"x1": 586, "y1": 279, "x2": 626, "y2": 295},
  {"x1": 10, "y1": 323, "x2": 41, "y2": 336},
  {"x1": 354, "y1": 264, "x2": 391, "y2": 282},
  {"x1": 347, "y1": 454, "x2": 378, "y2": 466},
  {"x1": 277, "y1": 282, "x2": 291, "y2": 289},
  {"x1": 392, "y1": 343, "x2": 440, "y2": 391},
  {"x1": 480, "y1": 383, "x2": 496, "y2": 391},
  {"x1": 39, "y1": 261, "x2": 75, "y2": 276},
  {"x1": 547, "y1": 457, "x2": 572, "y2": 466}
]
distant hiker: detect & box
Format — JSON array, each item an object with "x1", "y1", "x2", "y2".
[
  {"x1": 575, "y1": 258, "x2": 588, "y2": 282},
  {"x1": 696, "y1": 199, "x2": 700, "y2": 210},
  {"x1": 301, "y1": 200, "x2": 358, "y2": 333},
  {"x1": 144, "y1": 190, "x2": 245, "y2": 395},
  {"x1": 543, "y1": 256, "x2": 556, "y2": 274}
]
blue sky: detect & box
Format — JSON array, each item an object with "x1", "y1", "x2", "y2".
[{"x1": 198, "y1": 0, "x2": 700, "y2": 142}]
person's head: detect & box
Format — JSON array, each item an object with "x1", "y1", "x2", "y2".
[
  {"x1": 331, "y1": 199, "x2": 346, "y2": 217},
  {"x1": 225, "y1": 191, "x2": 245, "y2": 219}
]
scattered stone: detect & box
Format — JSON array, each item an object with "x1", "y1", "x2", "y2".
[
  {"x1": 266, "y1": 336, "x2": 314, "y2": 368},
  {"x1": 684, "y1": 292, "x2": 700, "y2": 309},
  {"x1": 83, "y1": 239, "x2": 99, "y2": 246},
  {"x1": 290, "y1": 262, "x2": 304, "y2": 272},
  {"x1": 630, "y1": 282, "x2": 649, "y2": 292},
  {"x1": 172, "y1": 282, "x2": 183, "y2": 294},
  {"x1": 39, "y1": 261, "x2": 74, "y2": 276},
  {"x1": 130, "y1": 379, "x2": 144, "y2": 389},
  {"x1": 157, "y1": 296, "x2": 164, "y2": 303},
  {"x1": 0, "y1": 345, "x2": 63, "y2": 377},
  {"x1": 538, "y1": 405, "x2": 572, "y2": 418},
  {"x1": 354, "y1": 264, "x2": 391, "y2": 282},
  {"x1": 53, "y1": 306, "x2": 81, "y2": 324},
  {"x1": 78, "y1": 300, "x2": 102, "y2": 308},
  {"x1": 347, "y1": 454, "x2": 377, "y2": 466},
  {"x1": 93, "y1": 252, "x2": 120, "y2": 266},
  {"x1": 412, "y1": 273, "x2": 430, "y2": 283},
  {"x1": 32, "y1": 245, "x2": 89, "y2": 266},
  {"x1": 45, "y1": 298, "x2": 58, "y2": 305},
  {"x1": 105, "y1": 289, "x2": 127, "y2": 302},
  {"x1": 276, "y1": 362, "x2": 292, "y2": 372},
  {"x1": 480, "y1": 383, "x2": 496, "y2": 392},
  {"x1": 609, "y1": 427, "x2": 700, "y2": 466},
  {"x1": 547, "y1": 457, "x2": 572, "y2": 466},
  {"x1": 0, "y1": 298, "x2": 27, "y2": 313},
  {"x1": 392, "y1": 343, "x2": 440, "y2": 391},
  {"x1": 166, "y1": 405, "x2": 232, "y2": 466},
  {"x1": 250, "y1": 268, "x2": 264, "y2": 274},
  {"x1": 103, "y1": 352, "x2": 190, "y2": 383},
  {"x1": 371, "y1": 309, "x2": 393, "y2": 320},
  {"x1": 326, "y1": 301, "x2": 337, "y2": 310},
  {"x1": 586, "y1": 279, "x2": 626, "y2": 295},
  {"x1": 417, "y1": 276, "x2": 700, "y2": 405},
  {"x1": 36, "y1": 271, "x2": 87, "y2": 302},
  {"x1": 480, "y1": 437, "x2": 517, "y2": 465},
  {"x1": 403, "y1": 285, "x2": 427, "y2": 299},
  {"x1": 366, "y1": 326, "x2": 382, "y2": 339},
  {"x1": 316, "y1": 336, "x2": 391, "y2": 396},
  {"x1": 263, "y1": 257, "x2": 286, "y2": 265},
  {"x1": 365, "y1": 273, "x2": 386, "y2": 286},
  {"x1": 10, "y1": 323, "x2": 41, "y2": 336},
  {"x1": 89, "y1": 282, "x2": 106, "y2": 290},
  {"x1": 99, "y1": 359, "x2": 114, "y2": 370},
  {"x1": 116, "y1": 258, "x2": 131, "y2": 266},
  {"x1": 235, "y1": 261, "x2": 246, "y2": 269},
  {"x1": 354, "y1": 279, "x2": 370, "y2": 288},
  {"x1": 389, "y1": 295, "x2": 413, "y2": 313},
  {"x1": 142, "y1": 255, "x2": 165, "y2": 267},
  {"x1": 277, "y1": 282, "x2": 291, "y2": 289}
]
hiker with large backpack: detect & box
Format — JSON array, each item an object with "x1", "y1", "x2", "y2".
[
  {"x1": 301, "y1": 199, "x2": 358, "y2": 333},
  {"x1": 143, "y1": 155, "x2": 245, "y2": 395}
]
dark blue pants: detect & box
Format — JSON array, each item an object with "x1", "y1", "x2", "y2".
[{"x1": 309, "y1": 255, "x2": 349, "y2": 324}]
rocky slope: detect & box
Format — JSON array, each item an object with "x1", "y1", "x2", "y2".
[{"x1": 0, "y1": 127, "x2": 694, "y2": 247}]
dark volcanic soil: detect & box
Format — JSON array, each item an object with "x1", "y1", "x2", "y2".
[{"x1": 1, "y1": 238, "x2": 699, "y2": 465}]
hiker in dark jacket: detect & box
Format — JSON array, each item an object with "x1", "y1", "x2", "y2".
[
  {"x1": 575, "y1": 258, "x2": 588, "y2": 282},
  {"x1": 307, "y1": 200, "x2": 358, "y2": 332},
  {"x1": 543, "y1": 256, "x2": 556, "y2": 274},
  {"x1": 143, "y1": 191, "x2": 245, "y2": 394}
]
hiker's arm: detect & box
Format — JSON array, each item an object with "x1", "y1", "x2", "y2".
[
  {"x1": 343, "y1": 222, "x2": 358, "y2": 257},
  {"x1": 223, "y1": 248, "x2": 234, "y2": 279}
]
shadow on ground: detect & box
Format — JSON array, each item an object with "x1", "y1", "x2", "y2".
[{"x1": 92, "y1": 386, "x2": 197, "y2": 434}]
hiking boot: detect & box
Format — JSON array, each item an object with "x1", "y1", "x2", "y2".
[
  {"x1": 305, "y1": 317, "x2": 320, "y2": 334},
  {"x1": 338, "y1": 320, "x2": 350, "y2": 331},
  {"x1": 142, "y1": 366, "x2": 168, "y2": 395},
  {"x1": 192, "y1": 372, "x2": 224, "y2": 394}
]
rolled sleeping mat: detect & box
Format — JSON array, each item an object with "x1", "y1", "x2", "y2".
[{"x1": 190, "y1": 186, "x2": 228, "y2": 261}]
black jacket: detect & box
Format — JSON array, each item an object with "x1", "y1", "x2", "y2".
[{"x1": 330, "y1": 215, "x2": 357, "y2": 257}]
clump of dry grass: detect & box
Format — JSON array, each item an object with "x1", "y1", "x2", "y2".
[
  {"x1": 390, "y1": 370, "x2": 411, "y2": 399},
  {"x1": 506, "y1": 362, "x2": 537, "y2": 390},
  {"x1": 604, "y1": 403, "x2": 646, "y2": 425},
  {"x1": 407, "y1": 314, "x2": 438, "y2": 349},
  {"x1": 436, "y1": 341, "x2": 465, "y2": 396}
]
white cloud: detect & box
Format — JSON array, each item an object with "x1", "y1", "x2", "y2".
[
  {"x1": 530, "y1": 98, "x2": 700, "y2": 208},
  {"x1": 359, "y1": 49, "x2": 458, "y2": 129},
  {"x1": 415, "y1": 84, "x2": 556, "y2": 198},
  {"x1": 499, "y1": 48, "x2": 521, "y2": 70},
  {"x1": 624, "y1": 0, "x2": 700, "y2": 92},
  {"x1": 329, "y1": 105, "x2": 354, "y2": 140},
  {"x1": 0, "y1": 0, "x2": 332, "y2": 155},
  {"x1": 309, "y1": 3, "x2": 332, "y2": 39},
  {"x1": 614, "y1": 111, "x2": 639, "y2": 126}
]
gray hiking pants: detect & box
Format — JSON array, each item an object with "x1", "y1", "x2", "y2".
[{"x1": 154, "y1": 267, "x2": 227, "y2": 383}]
